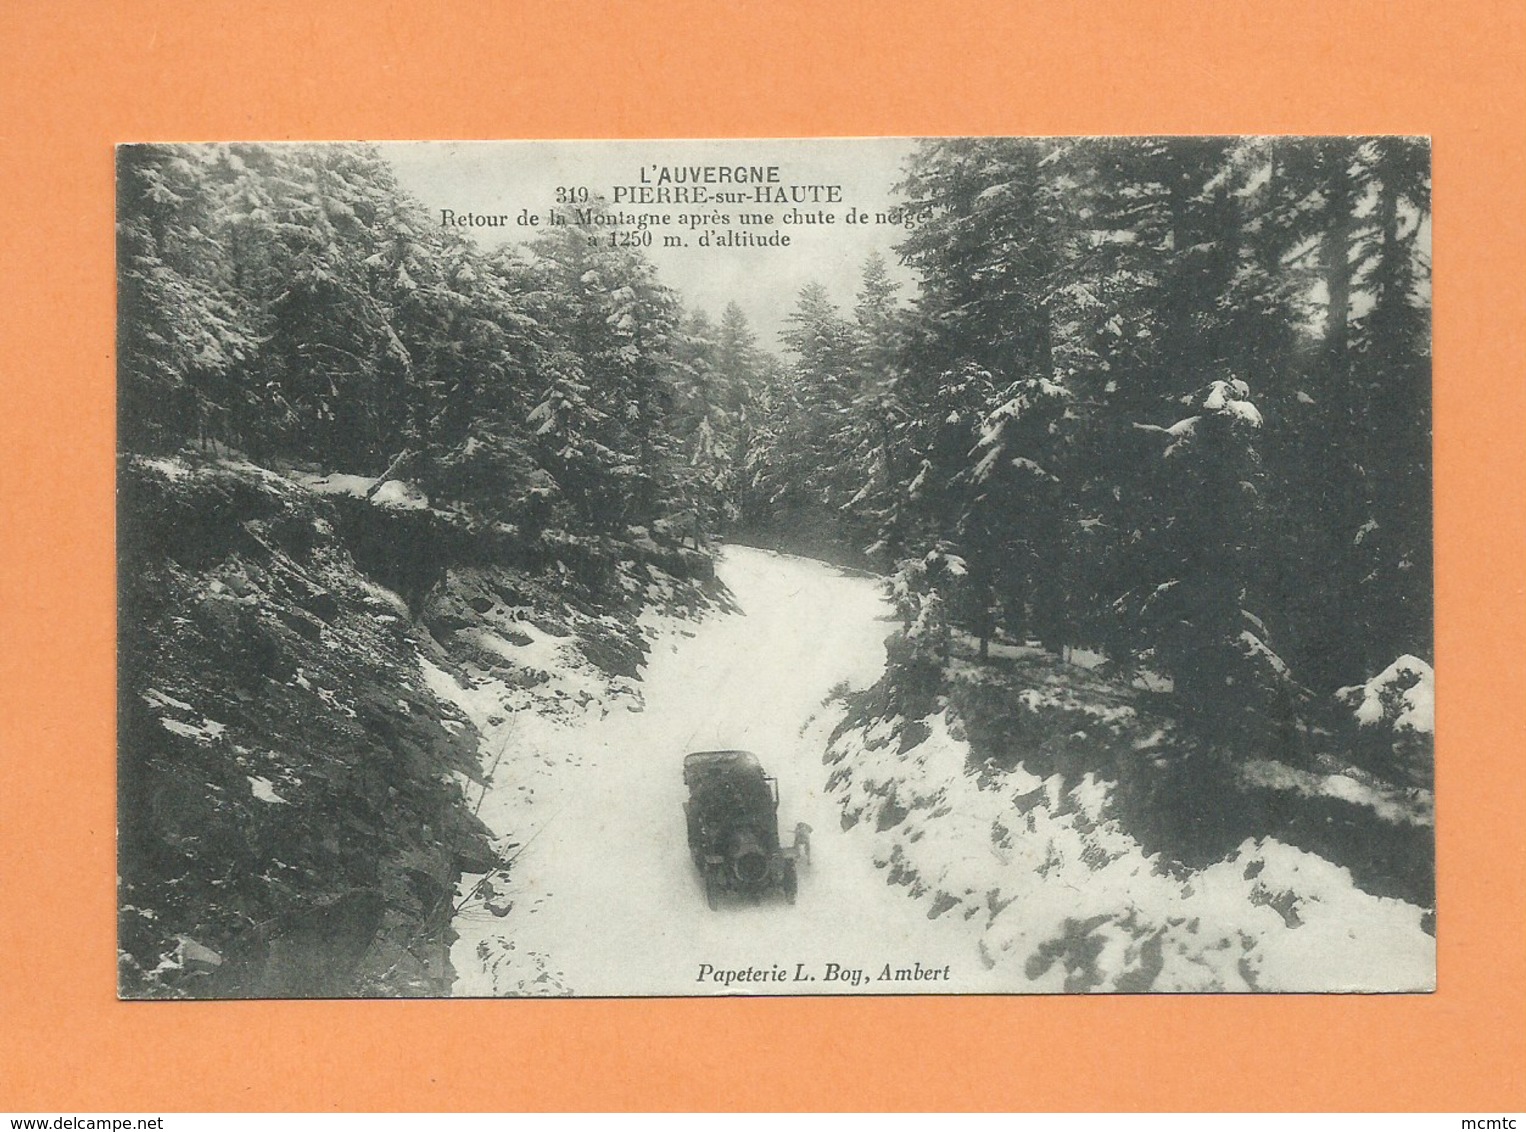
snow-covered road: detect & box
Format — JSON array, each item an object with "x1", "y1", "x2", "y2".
[{"x1": 450, "y1": 545, "x2": 997, "y2": 997}]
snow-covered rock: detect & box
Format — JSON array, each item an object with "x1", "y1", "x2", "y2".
[{"x1": 1338, "y1": 654, "x2": 1435, "y2": 735}]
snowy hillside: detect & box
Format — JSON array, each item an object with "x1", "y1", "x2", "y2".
[{"x1": 827, "y1": 706, "x2": 1434, "y2": 992}]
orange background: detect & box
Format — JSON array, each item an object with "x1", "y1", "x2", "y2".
[{"x1": 2, "y1": 0, "x2": 1523, "y2": 1112}]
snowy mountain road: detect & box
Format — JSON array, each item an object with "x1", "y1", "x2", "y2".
[{"x1": 450, "y1": 545, "x2": 989, "y2": 997}]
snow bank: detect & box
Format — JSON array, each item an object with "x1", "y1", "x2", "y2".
[
  {"x1": 425, "y1": 611, "x2": 648, "y2": 996},
  {"x1": 141, "y1": 456, "x2": 192, "y2": 481},
  {"x1": 829, "y1": 705, "x2": 1435, "y2": 992},
  {"x1": 1338, "y1": 654, "x2": 1435, "y2": 735},
  {"x1": 1238, "y1": 759, "x2": 1433, "y2": 827},
  {"x1": 296, "y1": 471, "x2": 430, "y2": 511}
]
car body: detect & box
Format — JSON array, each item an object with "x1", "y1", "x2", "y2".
[{"x1": 682, "y1": 749, "x2": 798, "y2": 908}]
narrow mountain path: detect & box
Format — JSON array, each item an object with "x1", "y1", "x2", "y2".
[{"x1": 452, "y1": 546, "x2": 995, "y2": 997}]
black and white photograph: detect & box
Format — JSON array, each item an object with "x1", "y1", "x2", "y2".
[{"x1": 116, "y1": 137, "x2": 1434, "y2": 999}]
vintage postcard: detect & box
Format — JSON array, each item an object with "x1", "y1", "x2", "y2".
[{"x1": 116, "y1": 137, "x2": 1434, "y2": 999}]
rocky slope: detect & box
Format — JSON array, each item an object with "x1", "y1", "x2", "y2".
[{"x1": 117, "y1": 452, "x2": 714, "y2": 998}]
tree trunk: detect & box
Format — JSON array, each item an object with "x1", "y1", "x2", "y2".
[
  {"x1": 1322, "y1": 145, "x2": 1354, "y2": 379},
  {"x1": 365, "y1": 449, "x2": 416, "y2": 499}
]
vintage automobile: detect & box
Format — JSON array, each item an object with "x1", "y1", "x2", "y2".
[{"x1": 682, "y1": 749, "x2": 799, "y2": 909}]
